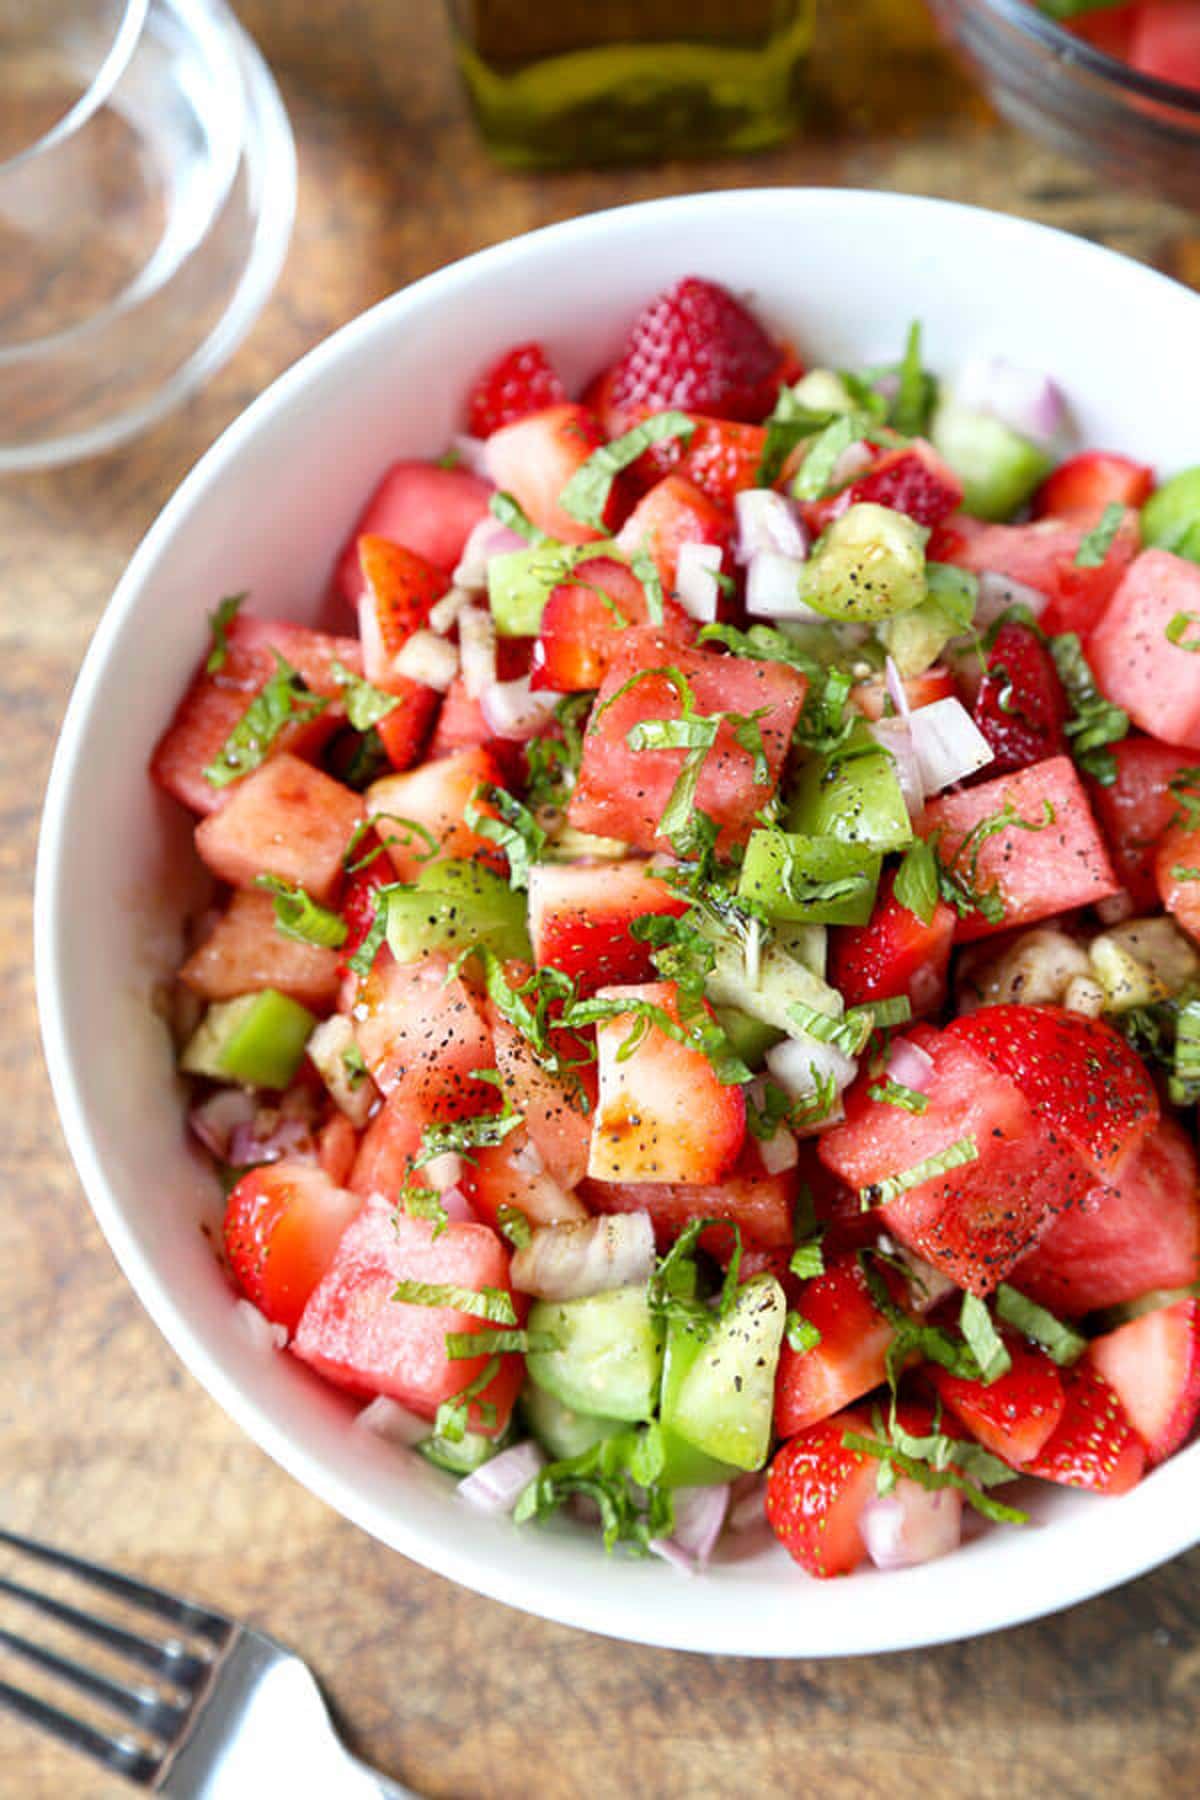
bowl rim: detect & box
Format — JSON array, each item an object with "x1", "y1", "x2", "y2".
[
  {"x1": 35, "y1": 187, "x2": 1200, "y2": 1656},
  {"x1": 962, "y1": 0, "x2": 1200, "y2": 115}
]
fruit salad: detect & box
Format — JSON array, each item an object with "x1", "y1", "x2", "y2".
[
  {"x1": 1036, "y1": 0, "x2": 1200, "y2": 92},
  {"x1": 153, "y1": 274, "x2": 1200, "y2": 1579}
]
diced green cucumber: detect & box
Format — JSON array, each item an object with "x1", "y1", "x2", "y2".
[
  {"x1": 488, "y1": 538, "x2": 614, "y2": 635},
  {"x1": 662, "y1": 1275, "x2": 787, "y2": 1472},
  {"x1": 703, "y1": 929, "x2": 843, "y2": 1038},
  {"x1": 1141, "y1": 467, "x2": 1200, "y2": 564},
  {"x1": 797, "y1": 503, "x2": 928, "y2": 623},
  {"x1": 658, "y1": 1319, "x2": 744, "y2": 1488},
  {"x1": 525, "y1": 1286, "x2": 664, "y2": 1423},
  {"x1": 418, "y1": 1428, "x2": 504, "y2": 1475},
  {"x1": 181, "y1": 990, "x2": 316, "y2": 1089},
  {"x1": 1091, "y1": 917, "x2": 1200, "y2": 1005},
  {"x1": 878, "y1": 562, "x2": 976, "y2": 676},
  {"x1": 773, "y1": 922, "x2": 828, "y2": 977},
  {"x1": 790, "y1": 369, "x2": 858, "y2": 414},
  {"x1": 786, "y1": 722, "x2": 914, "y2": 853},
  {"x1": 519, "y1": 1382, "x2": 625, "y2": 1462},
  {"x1": 386, "y1": 859, "x2": 531, "y2": 963},
  {"x1": 738, "y1": 829, "x2": 881, "y2": 926},
  {"x1": 711, "y1": 1005, "x2": 783, "y2": 1070},
  {"x1": 930, "y1": 399, "x2": 1051, "y2": 520}
]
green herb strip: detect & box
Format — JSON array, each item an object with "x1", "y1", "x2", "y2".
[
  {"x1": 559, "y1": 412, "x2": 696, "y2": 530},
  {"x1": 255, "y1": 874, "x2": 348, "y2": 949},
  {"x1": 203, "y1": 652, "x2": 328, "y2": 788}
]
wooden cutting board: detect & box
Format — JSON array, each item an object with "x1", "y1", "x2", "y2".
[{"x1": 2, "y1": 2, "x2": 1198, "y2": 1793}]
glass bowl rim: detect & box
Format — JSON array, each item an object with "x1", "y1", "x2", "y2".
[{"x1": 963, "y1": 0, "x2": 1200, "y2": 116}]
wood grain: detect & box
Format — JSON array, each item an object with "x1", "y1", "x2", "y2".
[{"x1": 2, "y1": 2, "x2": 1199, "y2": 1794}]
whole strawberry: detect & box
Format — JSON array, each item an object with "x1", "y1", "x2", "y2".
[
  {"x1": 608, "y1": 277, "x2": 784, "y2": 424},
  {"x1": 467, "y1": 342, "x2": 565, "y2": 438}
]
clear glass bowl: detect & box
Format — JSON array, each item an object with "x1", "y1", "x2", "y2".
[
  {"x1": 0, "y1": 0, "x2": 295, "y2": 471},
  {"x1": 927, "y1": 0, "x2": 1200, "y2": 208}
]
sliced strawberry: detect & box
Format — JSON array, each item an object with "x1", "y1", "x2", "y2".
[
  {"x1": 1086, "y1": 733, "x2": 1198, "y2": 910},
  {"x1": 803, "y1": 441, "x2": 962, "y2": 535},
  {"x1": 932, "y1": 1336, "x2": 1065, "y2": 1465},
  {"x1": 945, "y1": 1004, "x2": 1159, "y2": 1182},
  {"x1": 366, "y1": 744, "x2": 507, "y2": 880},
  {"x1": 180, "y1": 888, "x2": 341, "y2": 1011},
  {"x1": 774, "y1": 1254, "x2": 899, "y2": 1438},
  {"x1": 375, "y1": 678, "x2": 440, "y2": 772},
  {"x1": 587, "y1": 980, "x2": 746, "y2": 1185},
  {"x1": 1013, "y1": 1117, "x2": 1200, "y2": 1316},
  {"x1": 527, "y1": 859, "x2": 689, "y2": 996},
  {"x1": 490, "y1": 1014, "x2": 592, "y2": 1191},
  {"x1": 356, "y1": 536, "x2": 447, "y2": 684},
  {"x1": 334, "y1": 462, "x2": 492, "y2": 602},
  {"x1": 530, "y1": 555, "x2": 694, "y2": 694},
  {"x1": 607, "y1": 277, "x2": 784, "y2": 425},
  {"x1": 972, "y1": 621, "x2": 1069, "y2": 776},
  {"x1": 292, "y1": 1201, "x2": 522, "y2": 1434},
  {"x1": 828, "y1": 865, "x2": 957, "y2": 1017},
  {"x1": 633, "y1": 415, "x2": 768, "y2": 508},
  {"x1": 1033, "y1": 452, "x2": 1154, "y2": 521},
  {"x1": 1157, "y1": 819, "x2": 1200, "y2": 942},
  {"x1": 353, "y1": 953, "x2": 494, "y2": 1118},
  {"x1": 465, "y1": 1128, "x2": 589, "y2": 1233},
  {"x1": 484, "y1": 403, "x2": 615, "y2": 545},
  {"x1": 1024, "y1": 1364, "x2": 1145, "y2": 1495},
  {"x1": 467, "y1": 341, "x2": 565, "y2": 438},
  {"x1": 1088, "y1": 1298, "x2": 1200, "y2": 1465},
  {"x1": 819, "y1": 1022, "x2": 1090, "y2": 1296},
  {"x1": 194, "y1": 754, "x2": 364, "y2": 903},
  {"x1": 224, "y1": 1161, "x2": 361, "y2": 1332},
  {"x1": 765, "y1": 1408, "x2": 880, "y2": 1577},
  {"x1": 614, "y1": 472, "x2": 734, "y2": 594}
]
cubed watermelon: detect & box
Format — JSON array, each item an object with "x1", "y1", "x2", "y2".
[
  {"x1": 366, "y1": 745, "x2": 507, "y2": 880},
  {"x1": 353, "y1": 953, "x2": 494, "y2": 1118},
  {"x1": 1087, "y1": 733, "x2": 1198, "y2": 910},
  {"x1": 334, "y1": 461, "x2": 492, "y2": 603},
  {"x1": 1089, "y1": 550, "x2": 1200, "y2": 750},
  {"x1": 194, "y1": 754, "x2": 364, "y2": 903},
  {"x1": 179, "y1": 888, "x2": 341, "y2": 1010},
  {"x1": 933, "y1": 509, "x2": 1139, "y2": 637}
]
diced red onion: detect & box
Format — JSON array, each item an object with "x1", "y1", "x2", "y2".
[
  {"x1": 452, "y1": 514, "x2": 525, "y2": 589},
  {"x1": 228, "y1": 1113, "x2": 314, "y2": 1169},
  {"x1": 861, "y1": 1480, "x2": 963, "y2": 1570},
  {"x1": 354, "y1": 1394, "x2": 430, "y2": 1448},
  {"x1": 746, "y1": 551, "x2": 823, "y2": 621},
  {"x1": 458, "y1": 607, "x2": 497, "y2": 699},
  {"x1": 427, "y1": 584, "x2": 474, "y2": 635},
  {"x1": 458, "y1": 1440, "x2": 545, "y2": 1514},
  {"x1": 423, "y1": 1151, "x2": 465, "y2": 1193},
  {"x1": 450, "y1": 433, "x2": 495, "y2": 480},
  {"x1": 438, "y1": 1185, "x2": 476, "y2": 1224},
  {"x1": 649, "y1": 1484, "x2": 730, "y2": 1574},
  {"x1": 233, "y1": 1298, "x2": 288, "y2": 1352},
  {"x1": 874, "y1": 371, "x2": 900, "y2": 404},
  {"x1": 510, "y1": 1212, "x2": 656, "y2": 1302},
  {"x1": 766, "y1": 1036, "x2": 855, "y2": 1132},
  {"x1": 734, "y1": 489, "x2": 809, "y2": 563},
  {"x1": 479, "y1": 675, "x2": 558, "y2": 741},
  {"x1": 728, "y1": 1475, "x2": 768, "y2": 1533},
  {"x1": 394, "y1": 629, "x2": 459, "y2": 692},
  {"x1": 758, "y1": 1121, "x2": 799, "y2": 1175},
  {"x1": 647, "y1": 1536, "x2": 698, "y2": 1577},
  {"x1": 885, "y1": 655, "x2": 912, "y2": 721},
  {"x1": 189, "y1": 1088, "x2": 257, "y2": 1159},
  {"x1": 975, "y1": 571, "x2": 1049, "y2": 628},
  {"x1": 675, "y1": 540, "x2": 722, "y2": 622},
  {"x1": 885, "y1": 1035, "x2": 935, "y2": 1093},
  {"x1": 867, "y1": 717, "x2": 925, "y2": 817},
  {"x1": 954, "y1": 358, "x2": 1065, "y2": 451},
  {"x1": 829, "y1": 439, "x2": 875, "y2": 489},
  {"x1": 909, "y1": 697, "x2": 994, "y2": 794}
]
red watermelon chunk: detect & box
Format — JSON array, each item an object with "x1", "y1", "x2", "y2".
[
  {"x1": 933, "y1": 509, "x2": 1139, "y2": 638},
  {"x1": 818, "y1": 1023, "x2": 1089, "y2": 1295},
  {"x1": 151, "y1": 615, "x2": 361, "y2": 817},
  {"x1": 945, "y1": 1004, "x2": 1159, "y2": 1181},
  {"x1": 366, "y1": 744, "x2": 507, "y2": 880},
  {"x1": 568, "y1": 630, "x2": 807, "y2": 855},
  {"x1": 921, "y1": 755, "x2": 1119, "y2": 941},
  {"x1": 1086, "y1": 733, "x2": 1198, "y2": 911},
  {"x1": 579, "y1": 1155, "x2": 795, "y2": 1254},
  {"x1": 1011, "y1": 1116, "x2": 1200, "y2": 1317},
  {"x1": 335, "y1": 461, "x2": 492, "y2": 603},
  {"x1": 1089, "y1": 550, "x2": 1200, "y2": 750},
  {"x1": 194, "y1": 754, "x2": 364, "y2": 903},
  {"x1": 179, "y1": 888, "x2": 341, "y2": 1011},
  {"x1": 353, "y1": 953, "x2": 494, "y2": 1119},
  {"x1": 292, "y1": 1201, "x2": 522, "y2": 1433}
]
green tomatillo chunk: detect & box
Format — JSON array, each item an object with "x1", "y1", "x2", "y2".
[
  {"x1": 930, "y1": 399, "x2": 1051, "y2": 520},
  {"x1": 519, "y1": 1382, "x2": 626, "y2": 1462},
  {"x1": 526, "y1": 1285, "x2": 665, "y2": 1423},
  {"x1": 738, "y1": 829, "x2": 882, "y2": 926},
  {"x1": 487, "y1": 538, "x2": 614, "y2": 636},
  {"x1": 1141, "y1": 466, "x2": 1200, "y2": 565},
  {"x1": 796, "y1": 503, "x2": 928, "y2": 623},
  {"x1": 657, "y1": 1318, "x2": 744, "y2": 1488},
  {"x1": 386, "y1": 860, "x2": 531, "y2": 963},
  {"x1": 181, "y1": 989, "x2": 317, "y2": 1090},
  {"x1": 661, "y1": 1274, "x2": 787, "y2": 1472},
  {"x1": 786, "y1": 721, "x2": 914, "y2": 854}
]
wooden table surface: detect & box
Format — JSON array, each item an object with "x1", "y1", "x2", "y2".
[{"x1": 4, "y1": 1, "x2": 1200, "y2": 1793}]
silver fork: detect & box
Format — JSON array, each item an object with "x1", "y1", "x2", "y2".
[{"x1": 0, "y1": 1529, "x2": 415, "y2": 1796}]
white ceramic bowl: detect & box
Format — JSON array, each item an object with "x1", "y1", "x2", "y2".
[{"x1": 36, "y1": 190, "x2": 1200, "y2": 1656}]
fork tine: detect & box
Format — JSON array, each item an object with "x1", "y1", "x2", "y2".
[
  {"x1": 0, "y1": 1529, "x2": 230, "y2": 1643},
  {"x1": 0, "y1": 1624, "x2": 188, "y2": 1741},
  {"x1": 0, "y1": 1577, "x2": 212, "y2": 1688},
  {"x1": 0, "y1": 1677, "x2": 161, "y2": 1786}
]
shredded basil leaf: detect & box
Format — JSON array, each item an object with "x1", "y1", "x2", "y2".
[
  {"x1": 413, "y1": 1101, "x2": 523, "y2": 1169},
  {"x1": 959, "y1": 1293, "x2": 1012, "y2": 1385},
  {"x1": 496, "y1": 1204, "x2": 533, "y2": 1249},
  {"x1": 434, "y1": 1357, "x2": 500, "y2": 1442},
  {"x1": 489, "y1": 490, "x2": 544, "y2": 543},
  {"x1": 559, "y1": 412, "x2": 696, "y2": 531},
  {"x1": 346, "y1": 882, "x2": 402, "y2": 977},
  {"x1": 1073, "y1": 502, "x2": 1125, "y2": 569},
  {"x1": 1048, "y1": 632, "x2": 1129, "y2": 785},
  {"x1": 391, "y1": 1282, "x2": 518, "y2": 1324},
  {"x1": 444, "y1": 1328, "x2": 556, "y2": 1359},
  {"x1": 791, "y1": 413, "x2": 872, "y2": 503},
  {"x1": 254, "y1": 874, "x2": 348, "y2": 949},
  {"x1": 867, "y1": 1077, "x2": 930, "y2": 1114},
  {"x1": 891, "y1": 321, "x2": 934, "y2": 437},
  {"x1": 893, "y1": 838, "x2": 940, "y2": 926},
  {"x1": 203, "y1": 652, "x2": 328, "y2": 788},
  {"x1": 788, "y1": 1239, "x2": 826, "y2": 1281},
  {"x1": 1167, "y1": 611, "x2": 1200, "y2": 653},
  {"x1": 331, "y1": 659, "x2": 400, "y2": 731},
  {"x1": 993, "y1": 1284, "x2": 1087, "y2": 1365},
  {"x1": 514, "y1": 1427, "x2": 674, "y2": 1552},
  {"x1": 205, "y1": 593, "x2": 245, "y2": 674},
  {"x1": 785, "y1": 1313, "x2": 822, "y2": 1354},
  {"x1": 860, "y1": 1136, "x2": 979, "y2": 1211},
  {"x1": 464, "y1": 782, "x2": 546, "y2": 890}
]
